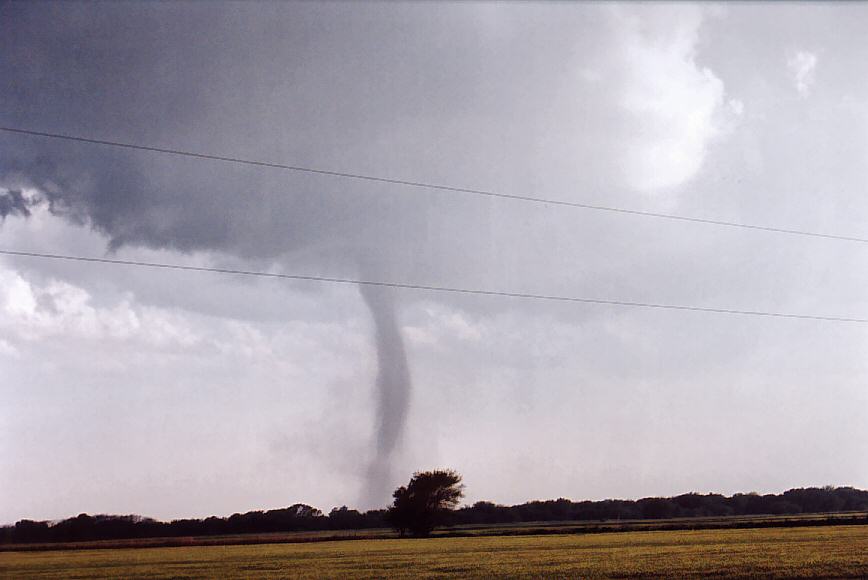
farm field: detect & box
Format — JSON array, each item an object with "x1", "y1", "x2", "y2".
[{"x1": 2, "y1": 524, "x2": 866, "y2": 579}]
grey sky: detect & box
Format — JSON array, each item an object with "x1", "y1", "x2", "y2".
[{"x1": 1, "y1": 2, "x2": 867, "y2": 523}]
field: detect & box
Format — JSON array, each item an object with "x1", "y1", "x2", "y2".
[{"x1": 2, "y1": 524, "x2": 866, "y2": 579}]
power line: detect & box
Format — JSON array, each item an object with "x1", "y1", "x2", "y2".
[
  {"x1": 2, "y1": 125, "x2": 867, "y2": 245},
  {"x1": 2, "y1": 248, "x2": 866, "y2": 323}
]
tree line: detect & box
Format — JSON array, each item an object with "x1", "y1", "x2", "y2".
[{"x1": 3, "y1": 485, "x2": 867, "y2": 544}]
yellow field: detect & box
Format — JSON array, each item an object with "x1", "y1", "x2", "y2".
[{"x1": 2, "y1": 525, "x2": 866, "y2": 579}]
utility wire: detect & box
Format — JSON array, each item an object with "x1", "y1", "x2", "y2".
[
  {"x1": 2, "y1": 248, "x2": 866, "y2": 323},
  {"x1": 2, "y1": 126, "x2": 867, "y2": 245}
]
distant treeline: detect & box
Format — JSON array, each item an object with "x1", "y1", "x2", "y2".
[{"x1": 3, "y1": 486, "x2": 867, "y2": 544}]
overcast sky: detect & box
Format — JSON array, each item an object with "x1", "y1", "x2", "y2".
[{"x1": 2, "y1": 1, "x2": 867, "y2": 524}]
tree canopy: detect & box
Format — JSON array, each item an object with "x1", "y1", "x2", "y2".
[
  {"x1": 4, "y1": 486, "x2": 867, "y2": 545},
  {"x1": 386, "y1": 469, "x2": 465, "y2": 537}
]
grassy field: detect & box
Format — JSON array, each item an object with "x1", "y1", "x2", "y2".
[{"x1": 2, "y1": 524, "x2": 866, "y2": 579}]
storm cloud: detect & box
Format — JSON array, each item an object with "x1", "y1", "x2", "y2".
[{"x1": 1, "y1": 2, "x2": 867, "y2": 519}]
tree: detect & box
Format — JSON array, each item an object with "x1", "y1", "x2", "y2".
[
  {"x1": 386, "y1": 469, "x2": 464, "y2": 537},
  {"x1": 328, "y1": 506, "x2": 365, "y2": 529}
]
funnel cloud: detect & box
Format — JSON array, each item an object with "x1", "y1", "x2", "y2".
[{"x1": 359, "y1": 283, "x2": 411, "y2": 507}]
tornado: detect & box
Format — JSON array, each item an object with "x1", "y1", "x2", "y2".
[{"x1": 358, "y1": 282, "x2": 411, "y2": 508}]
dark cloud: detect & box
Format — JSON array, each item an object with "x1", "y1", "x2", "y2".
[
  {"x1": 0, "y1": 189, "x2": 31, "y2": 218},
  {"x1": 0, "y1": 2, "x2": 627, "y2": 277}
]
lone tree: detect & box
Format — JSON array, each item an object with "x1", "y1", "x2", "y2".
[{"x1": 386, "y1": 469, "x2": 464, "y2": 537}]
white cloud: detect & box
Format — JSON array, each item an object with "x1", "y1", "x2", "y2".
[
  {"x1": 618, "y1": 8, "x2": 739, "y2": 192},
  {"x1": 2, "y1": 270, "x2": 37, "y2": 316},
  {"x1": 405, "y1": 305, "x2": 484, "y2": 348},
  {"x1": 728, "y1": 98, "x2": 744, "y2": 117},
  {"x1": 0, "y1": 268, "x2": 145, "y2": 343},
  {"x1": 0, "y1": 338, "x2": 19, "y2": 358},
  {"x1": 0, "y1": 238, "x2": 374, "y2": 522},
  {"x1": 788, "y1": 50, "x2": 818, "y2": 97}
]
